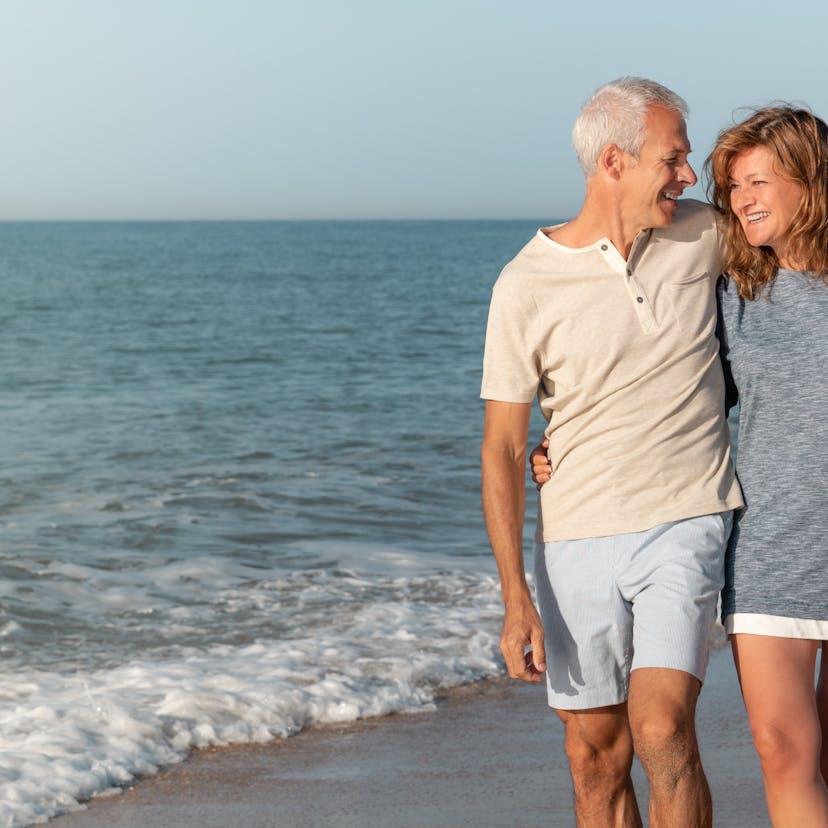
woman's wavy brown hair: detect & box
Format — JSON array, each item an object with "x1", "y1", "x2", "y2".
[{"x1": 705, "y1": 105, "x2": 828, "y2": 299}]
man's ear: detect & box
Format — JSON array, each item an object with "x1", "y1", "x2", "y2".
[{"x1": 597, "y1": 144, "x2": 627, "y2": 181}]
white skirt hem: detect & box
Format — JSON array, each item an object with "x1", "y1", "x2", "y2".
[{"x1": 725, "y1": 612, "x2": 828, "y2": 640}]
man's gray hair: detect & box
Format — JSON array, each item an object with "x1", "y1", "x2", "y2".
[{"x1": 572, "y1": 77, "x2": 689, "y2": 176}]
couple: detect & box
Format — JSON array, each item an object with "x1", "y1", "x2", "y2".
[{"x1": 481, "y1": 77, "x2": 827, "y2": 827}]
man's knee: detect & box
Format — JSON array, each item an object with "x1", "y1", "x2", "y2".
[
  {"x1": 628, "y1": 669, "x2": 701, "y2": 770},
  {"x1": 560, "y1": 708, "x2": 634, "y2": 787},
  {"x1": 630, "y1": 706, "x2": 698, "y2": 774}
]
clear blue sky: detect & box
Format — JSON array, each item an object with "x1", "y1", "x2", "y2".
[{"x1": 1, "y1": 0, "x2": 826, "y2": 220}]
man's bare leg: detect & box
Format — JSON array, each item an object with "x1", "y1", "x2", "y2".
[
  {"x1": 556, "y1": 703, "x2": 643, "y2": 828},
  {"x1": 627, "y1": 667, "x2": 710, "y2": 828}
]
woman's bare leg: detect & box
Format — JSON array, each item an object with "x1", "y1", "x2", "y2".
[
  {"x1": 816, "y1": 642, "x2": 828, "y2": 786},
  {"x1": 732, "y1": 634, "x2": 828, "y2": 827}
]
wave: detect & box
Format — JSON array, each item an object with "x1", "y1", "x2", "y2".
[{"x1": 0, "y1": 568, "x2": 504, "y2": 826}]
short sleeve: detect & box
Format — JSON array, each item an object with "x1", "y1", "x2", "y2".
[{"x1": 480, "y1": 274, "x2": 541, "y2": 403}]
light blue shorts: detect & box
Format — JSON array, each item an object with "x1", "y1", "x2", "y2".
[{"x1": 534, "y1": 512, "x2": 732, "y2": 711}]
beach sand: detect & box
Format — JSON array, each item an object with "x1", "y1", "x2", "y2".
[{"x1": 51, "y1": 648, "x2": 768, "y2": 827}]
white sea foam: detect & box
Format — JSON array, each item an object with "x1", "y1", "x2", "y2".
[{"x1": 0, "y1": 568, "x2": 505, "y2": 827}]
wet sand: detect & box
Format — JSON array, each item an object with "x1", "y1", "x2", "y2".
[{"x1": 50, "y1": 648, "x2": 768, "y2": 827}]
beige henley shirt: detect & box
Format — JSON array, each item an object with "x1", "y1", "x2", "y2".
[{"x1": 481, "y1": 199, "x2": 744, "y2": 542}]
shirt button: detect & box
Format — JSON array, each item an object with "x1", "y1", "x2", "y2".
[
  {"x1": 627, "y1": 268, "x2": 632, "y2": 276},
  {"x1": 636, "y1": 296, "x2": 644, "y2": 303},
  {"x1": 601, "y1": 244, "x2": 608, "y2": 251}
]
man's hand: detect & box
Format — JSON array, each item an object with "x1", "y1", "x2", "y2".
[
  {"x1": 500, "y1": 593, "x2": 546, "y2": 682},
  {"x1": 529, "y1": 437, "x2": 553, "y2": 490}
]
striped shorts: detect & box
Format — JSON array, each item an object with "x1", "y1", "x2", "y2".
[{"x1": 534, "y1": 512, "x2": 732, "y2": 711}]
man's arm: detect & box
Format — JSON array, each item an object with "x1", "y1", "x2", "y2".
[
  {"x1": 481, "y1": 400, "x2": 546, "y2": 683},
  {"x1": 715, "y1": 277, "x2": 740, "y2": 415}
]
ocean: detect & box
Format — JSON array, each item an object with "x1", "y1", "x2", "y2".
[{"x1": 0, "y1": 219, "x2": 546, "y2": 826}]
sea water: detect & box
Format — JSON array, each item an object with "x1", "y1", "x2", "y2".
[{"x1": 0, "y1": 220, "x2": 544, "y2": 826}]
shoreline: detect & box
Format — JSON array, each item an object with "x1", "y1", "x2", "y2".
[{"x1": 50, "y1": 648, "x2": 768, "y2": 827}]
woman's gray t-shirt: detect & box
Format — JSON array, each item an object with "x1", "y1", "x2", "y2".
[{"x1": 717, "y1": 271, "x2": 828, "y2": 620}]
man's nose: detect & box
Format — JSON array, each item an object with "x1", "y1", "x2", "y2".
[{"x1": 679, "y1": 160, "x2": 698, "y2": 187}]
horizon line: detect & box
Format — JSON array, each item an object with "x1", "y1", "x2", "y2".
[{"x1": 0, "y1": 216, "x2": 558, "y2": 225}]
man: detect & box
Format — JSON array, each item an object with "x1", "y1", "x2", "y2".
[{"x1": 480, "y1": 77, "x2": 743, "y2": 828}]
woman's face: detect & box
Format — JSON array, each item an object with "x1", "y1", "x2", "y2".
[{"x1": 728, "y1": 144, "x2": 804, "y2": 268}]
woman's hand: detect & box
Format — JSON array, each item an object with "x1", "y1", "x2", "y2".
[{"x1": 529, "y1": 437, "x2": 553, "y2": 490}]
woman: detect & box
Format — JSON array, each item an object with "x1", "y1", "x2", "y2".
[
  {"x1": 531, "y1": 106, "x2": 828, "y2": 826},
  {"x1": 707, "y1": 106, "x2": 828, "y2": 826}
]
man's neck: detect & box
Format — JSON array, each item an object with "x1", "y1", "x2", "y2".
[{"x1": 546, "y1": 209, "x2": 642, "y2": 261}]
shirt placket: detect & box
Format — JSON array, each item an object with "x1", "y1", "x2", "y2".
[{"x1": 598, "y1": 240, "x2": 658, "y2": 335}]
